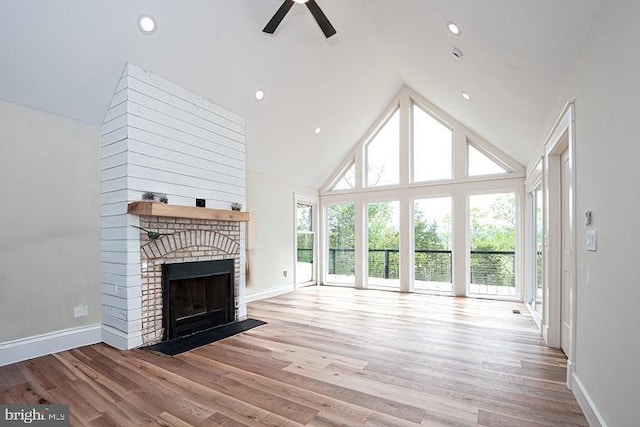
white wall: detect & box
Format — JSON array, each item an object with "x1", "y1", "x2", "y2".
[
  {"x1": 101, "y1": 63, "x2": 247, "y2": 349},
  {"x1": 0, "y1": 100, "x2": 101, "y2": 343},
  {"x1": 528, "y1": 1, "x2": 640, "y2": 425},
  {"x1": 245, "y1": 169, "x2": 317, "y2": 300}
]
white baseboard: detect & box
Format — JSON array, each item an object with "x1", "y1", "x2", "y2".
[
  {"x1": 542, "y1": 324, "x2": 549, "y2": 345},
  {"x1": 572, "y1": 372, "x2": 607, "y2": 427},
  {"x1": 246, "y1": 284, "x2": 294, "y2": 303},
  {"x1": 566, "y1": 358, "x2": 575, "y2": 389},
  {"x1": 0, "y1": 324, "x2": 102, "y2": 367},
  {"x1": 524, "y1": 302, "x2": 543, "y2": 330}
]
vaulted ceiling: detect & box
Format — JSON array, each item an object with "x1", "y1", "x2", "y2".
[{"x1": 0, "y1": 0, "x2": 601, "y2": 188}]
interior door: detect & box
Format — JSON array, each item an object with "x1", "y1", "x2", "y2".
[{"x1": 560, "y1": 149, "x2": 573, "y2": 357}]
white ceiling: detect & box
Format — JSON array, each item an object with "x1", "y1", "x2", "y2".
[{"x1": 0, "y1": 0, "x2": 601, "y2": 188}]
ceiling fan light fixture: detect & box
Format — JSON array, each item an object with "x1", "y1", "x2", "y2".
[
  {"x1": 447, "y1": 21, "x2": 461, "y2": 36},
  {"x1": 138, "y1": 15, "x2": 157, "y2": 35}
]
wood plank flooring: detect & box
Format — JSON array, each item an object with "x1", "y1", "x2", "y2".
[{"x1": 0, "y1": 286, "x2": 588, "y2": 426}]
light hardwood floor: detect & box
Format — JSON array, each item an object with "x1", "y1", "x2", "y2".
[{"x1": 0, "y1": 286, "x2": 588, "y2": 426}]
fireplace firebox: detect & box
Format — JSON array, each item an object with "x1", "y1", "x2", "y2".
[{"x1": 162, "y1": 259, "x2": 235, "y2": 340}]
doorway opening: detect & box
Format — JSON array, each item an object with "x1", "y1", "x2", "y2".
[
  {"x1": 295, "y1": 196, "x2": 318, "y2": 288},
  {"x1": 544, "y1": 103, "x2": 576, "y2": 387}
]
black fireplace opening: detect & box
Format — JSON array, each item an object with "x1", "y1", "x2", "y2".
[{"x1": 162, "y1": 259, "x2": 235, "y2": 341}]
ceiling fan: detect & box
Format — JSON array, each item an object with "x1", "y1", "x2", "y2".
[{"x1": 263, "y1": 0, "x2": 337, "y2": 38}]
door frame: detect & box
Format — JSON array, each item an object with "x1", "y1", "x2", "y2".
[
  {"x1": 524, "y1": 158, "x2": 544, "y2": 328},
  {"x1": 293, "y1": 193, "x2": 319, "y2": 290},
  {"x1": 543, "y1": 102, "x2": 577, "y2": 387}
]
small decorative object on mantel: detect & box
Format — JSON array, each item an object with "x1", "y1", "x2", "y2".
[
  {"x1": 141, "y1": 192, "x2": 168, "y2": 204},
  {"x1": 231, "y1": 202, "x2": 242, "y2": 211},
  {"x1": 196, "y1": 198, "x2": 206, "y2": 208},
  {"x1": 142, "y1": 191, "x2": 155, "y2": 201}
]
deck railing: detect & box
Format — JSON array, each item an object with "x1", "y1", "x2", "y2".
[{"x1": 298, "y1": 248, "x2": 516, "y2": 286}]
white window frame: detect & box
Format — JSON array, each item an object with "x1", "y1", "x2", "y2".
[
  {"x1": 525, "y1": 158, "x2": 544, "y2": 327},
  {"x1": 293, "y1": 193, "x2": 319, "y2": 289},
  {"x1": 319, "y1": 86, "x2": 526, "y2": 300},
  {"x1": 466, "y1": 187, "x2": 524, "y2": 300}
]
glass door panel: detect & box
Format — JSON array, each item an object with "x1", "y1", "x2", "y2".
[
  {"x1": 413, "y1": 197, "x2": 453, "y2": 293},
  {"x1": 469, "y1": 193, "x2": 517, "y2": 296},
  {"x1": 534, "y1": 186, "x2": 544, "y2": 316},
  {"x1": 327, "y1": 203, "x2": 356, "y2": 284},
  {"x1": 367, "y1": 201, "x2": 400, "y2": 289},
  {"x1": 296, "y1": 203, "x2": 315, "y2": 285}
]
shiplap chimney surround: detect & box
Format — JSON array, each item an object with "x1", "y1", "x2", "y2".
[{"x1": 100, "y1": 63, "x2": 247, "y2": 349}]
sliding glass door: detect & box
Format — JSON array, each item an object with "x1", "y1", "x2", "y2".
[
  {"x1": 532, "y1": 185, "x2": 544, "y2": 316},
  {"x1": 296, "y1": 202, "x2": 315, "y2": 286},
  {"x1": 326, "y1": 203, "x2": 356, "y2": 285},
  {"x1": 413, "y1": 197, "x2": 453, "y2": 293},
  {"x1": 367, "y1": 201, "x2": 400, "y2": 289},
  {"x1": 469, "y1": 192, "x2": 517, "y2": 297}
]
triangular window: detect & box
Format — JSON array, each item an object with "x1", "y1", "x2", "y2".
[
  {"x1": 321, "y1": 86, "x2": 524, "y2": 194},
  {"x1": 468, "y1": 143, "x2": 510, "y2": 176},
  {"x1": 366, "y1": 108, "x2": 400, "y2": 187},
  {"x1": 412, "y1": 104, "x2": 453, "y2": 182},
  {"x1": 329, "y1": 161, "x2": 356, "y2": 191}
]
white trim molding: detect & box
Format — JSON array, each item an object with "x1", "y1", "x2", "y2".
[
  {"x1": 0, "y1": 324, "x2": 102, "y2": 367},
  {"x1": 543, "y1": 102, "x2": 577, "y2": 388},
  {"x1": 246, "y1": 284, "x2": 295, "y2": 303},
  {"x1": 572, "y1": 373, "x2": 607, "y2": 427},
  {"x1": 293, "y1": 192, "x2": 320, "y2": 289}
]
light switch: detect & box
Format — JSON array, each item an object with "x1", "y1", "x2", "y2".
[{"x1": 586, "y1": 230, "x2": 597, "y2": 251}]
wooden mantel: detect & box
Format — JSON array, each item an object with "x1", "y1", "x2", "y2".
[{"x1": 127, "y1": 202, "x2": 250, "y2": 222}]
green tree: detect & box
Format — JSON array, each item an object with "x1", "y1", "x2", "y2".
[
  {"x1": 470, "y1": 194, "x2": 516, "y2": 286},
  {"x1": 367, "y1": 202, "x2": 399, "y2": 250},
  {"x1": 414, "y1": 206, "x2": 450, "y2": 282},
  {"x1": 414, "y1": 210, "x2": 447, "y2": 251},
  {"x1": 328, "y1": 203, "x2": 355, "y2": 249},
  {"x1": 328, "y1": 204, "x2": 356, "y2": 276}
]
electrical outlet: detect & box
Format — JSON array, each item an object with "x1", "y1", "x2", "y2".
[{"x1": 74, "y1": 305, "x2": 89, "y2": 318}]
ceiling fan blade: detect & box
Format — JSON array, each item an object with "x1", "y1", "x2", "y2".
[
  {"x1": 305, "y1": 0, "x2": 337, "y2": 38},
  {"x1": 263, "y1": 0, "x2": 295, "y2": 34}
]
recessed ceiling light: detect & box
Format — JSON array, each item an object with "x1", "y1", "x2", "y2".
[
  {"x1": 293, "y1": 0, "x2": 309, "y2": 3},
  {"x1": 447, "y1": 21, "x2": 461, "y2": 36},
  {"x1": 138, "y1": 15, "x2": 157, "y2": 35},
  {"x1": 254, "y1": 90, "x2": 265, "y2": 101},
  {"x1": 314, "y1": 126, "x2": 322, "y2": 135},
  {"x1": 462, "y1": 91, "x2": 472, "y2": 101}
]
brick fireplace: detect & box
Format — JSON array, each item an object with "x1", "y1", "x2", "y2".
[{"x1": 130, "y1": 203, "x2": 248, "y2": 345}]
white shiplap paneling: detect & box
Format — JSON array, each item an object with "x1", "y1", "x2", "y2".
[
  {"x1": 100, "y1": 72, "x2": 135, "y2": 349},
  {"x1": 100, "y1": 63, "x2": 247, "y2": 350}
]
